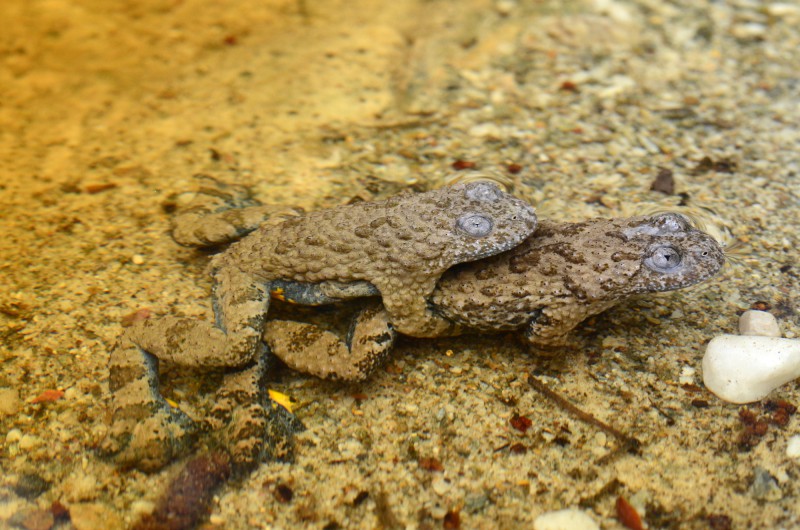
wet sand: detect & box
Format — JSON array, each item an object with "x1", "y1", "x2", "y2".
[{"x1": 1, "y1": 0, "x2": 799, "y2": 528}]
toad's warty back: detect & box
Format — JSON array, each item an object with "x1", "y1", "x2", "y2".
[
  {"x1": 430, "y1": 212, "x2": 726, "y2": 344},
  {"x1": 213, "y1": 180, "x2": 537, "y2": 336}
]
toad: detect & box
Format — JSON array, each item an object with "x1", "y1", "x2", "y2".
[
  {"x1": 265, "y1": 213, "x2": 726, "y2": 379},
  {"x1": 102, "y1": 177, "x2": 537, "y2": 471}
]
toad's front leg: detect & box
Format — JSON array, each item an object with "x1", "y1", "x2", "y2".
[
  {"x1": 376, "y1": 276, "x2": 461, "y2": 338},
  {"x1": 171, "y1": 175, "x2": 301, "y2": 248},
  {"x1": 102, "y1": 267, "x2": 271, "y2": 471},
  {"x1": 522, "y1": 301, "x2": 617, "y2": 352}
]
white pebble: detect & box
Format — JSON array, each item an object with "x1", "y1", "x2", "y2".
[
  {"x1": 336, "y1": 438, "x2": 364, "y2": 460},
  {"x1": 468, "y1": 123, "x2": 502, "y2": 139},
  {"x1": 679, "y1": 365, "x2": 696, "y2": 385},
  {"x1": 787, "y1": 435, "x2": 800, "y2": 459},
  {"x1": 533, "y1": 508, "x2": 599, "y2": 530},
  {"x1": 18, "y1": 434, "x2": 42, "y2": 450},
  {"x1": 766, "y1": 3, "x2": 800, "y2": 18},
  {"x1": 6, "y1": 428, "x2": 22, "y2": 443},
  {"x1": 130, "y1": 500, "x2": 155, "y2": 517},
  {"x1": 431, "y1": 475, "x2": 452, "y2": 495},
  {"x1": 494, "y1": 0, "x2": 516, "y2": 16},
  {"x1": 731, "y1": 22, "x2": 767, "y2": 39},
  {"x1": 738, "y1": 310, "x2": 781, "y2": 337},
  {"x1": 703, "y1": 335, "x2": 800, "y2": 403}
]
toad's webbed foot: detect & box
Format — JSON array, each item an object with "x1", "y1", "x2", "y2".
[
  {"x1": 102, "y1": 333, "x2": 199, "y2": 471},
  {"x1": 171, "y1": 175, "x2": 302, "y2": 248},
  {"x1": 264, "y1": 302, "x2": 398, "y2": 381},
  {"x1": 104, "y1": 268, "x2": 270, "y2": 471},
  {"x1": 102, "y1": 401, "x2": 198, "y2": 472},
  {"x1": 204, "y1": 349, "x2": 304, "y2": 473}
]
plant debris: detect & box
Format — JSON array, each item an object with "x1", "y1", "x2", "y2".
[
  {"x1": 509, "y1": 413, "x2": 533, "y2": 433},
  {"x1": 132, "y1": 451, "x2": 231, "y2": 530},
  {"x1": 616, "y1": 495, "x2": 644, "y2": 530},
  {"x1": 650, "y1": 168, "x2": 675, "y2": 195},
  {"x1": 527, "y1": 374, "x2": 640, "y2": 457}
]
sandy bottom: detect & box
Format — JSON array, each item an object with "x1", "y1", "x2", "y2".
[{"x1": 1, "y1": 0, "x2": 799, "y2": 528}]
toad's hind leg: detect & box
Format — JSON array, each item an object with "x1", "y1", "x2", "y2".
[
  {"x1": 204, "y1": 347, "x2": 304, "y2": 472},
  {"x1": 102, "y1": 268, "x2": 271, "y2": 471},
  {"x1": 103, "y1": 330, "x2": 199, "y2": 471},
  {"x1": 171, "y1": 175, "x2": 302, "y2": 248},
  {"x1": 263, "y1": 302, "x2": 398, "y2": 381}
]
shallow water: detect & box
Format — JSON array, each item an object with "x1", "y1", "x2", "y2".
[{"x1": 1, "y1": 0, "x2": 799, "y2": 528}]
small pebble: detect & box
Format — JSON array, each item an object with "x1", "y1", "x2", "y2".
[
  {"x1": 786, "y1": 435, "x2": 800, "y2": 459},
  {"x1": 336, "y1": 438, "x2": 364, "y2": 460},
  {"x1": 703, "y1": 335, "x2": 800, "y2": 403},
  {"x1": 468, "y1": 123, "x2": 502, "y2": 139},
  {"x1": 464, "y1": 492, "x2": 490, "y2": 513},
  {"x1": 16, "y1": 508, "x2": 54, "y2": 530},
  {"x1": 750, "y1": 467, "x2": 783, "y2": 502},
  {"x1": 131, "y1": 254, "x2": 145, "y2": 265},
  {"x1": 68, "y1": 503, "x2": 123, "y2": 530},
  {"x1": 429, "y1": 504, "x2": 449, "y2": 519},
  {"x1": 431, "y1": 475, "x2": 452, "y2": 495},
  {"x1": 129, "y1": 500, "x2": 155, "y2": 517},
  {"x1": 731, "y1": 22, "x2": 767, "y2": 39},
  {"x1": 61, "y1": 472, "x2": 99, "y2": 502},
  {"x1": 0, "y1": 388, "x2": 22, "y2": 416},
  {"x1": 6, "y1": 428, "x2": 22, "y2": 443},
  {"x1": 18, "y1": 435, "x2": 42, "y2": 451},
  {"x1": 738, "y1": 310, "x2": 781, "y2": 337},
  {"x1": 13, "y1": 473, "x2": 51, "y2": 499},
  {"x1": 494, "y1": 0, "x2": 516, "y2": 16},
  {"x1": 766, "y1": 3, "x2": 800, "y2": 18},
  {"x1": 533, "y1": 508, "x2": 599, "y2": 530},
  {"x1": 679, "y1": 365, "x2": 696, "y2": 385},
  {"x1": 593, "y1": 432, "x2": 608, "y2": 448},
  {"x1": 0, "y1": 498, "x2": 25, "y2": 521}
]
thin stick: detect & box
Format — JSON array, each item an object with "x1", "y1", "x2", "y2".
[{"x1": 527, "y1": 373, "x2": 641, "y2": 456}]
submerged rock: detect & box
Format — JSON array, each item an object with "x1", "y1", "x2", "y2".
[{"x1": 703, "y1": 335, "x2": 800, "y2": 403}]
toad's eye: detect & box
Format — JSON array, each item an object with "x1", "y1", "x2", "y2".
[
  {"x1": 645, "y1": 245, "x2": 682, "y2": 272},
  {"x1": 456, "y1": 213, "x2": 493, "y2": 238},
  {"x1": 464, "y1": 182, "x2": 501, "y2": 202}
]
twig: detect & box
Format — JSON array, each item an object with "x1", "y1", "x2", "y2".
[{"x1": 527, "y1": 373, "x2": 641, "y2": 456}]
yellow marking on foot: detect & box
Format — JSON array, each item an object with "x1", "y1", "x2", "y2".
[
  {"x1": 270, "y1": 287, "x2": 286, "y2": 301},
  {"x1": 268, "y1": 389, "x2": 297, "y2": 413},
  {"x1": 269, "y1": 287, "x2": 298, "y2": 304},
  {"x1": 165, "y1": 398, "x2": 180, "y2": 409}
]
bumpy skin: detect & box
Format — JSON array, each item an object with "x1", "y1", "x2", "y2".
[
  {"x1": 265, "y1": 212, "x2": 726, "y2": 379},
  {"x1": 214, "y1": 180, "x2": 537, "y2": 337},
  {"x1": 103, "y1": 178, "x2": 537, "y2": 472},
  {"x1": 430, "y1": 213, "x2": 726, "y2": 346}
]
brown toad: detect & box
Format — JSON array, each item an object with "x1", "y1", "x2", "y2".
[
  {"x1": 265, "y1": 212, "x2": 726, "y2": 378},
  {"x1": 103, "y1": 177, "x2": 537, "y2": 471}
]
